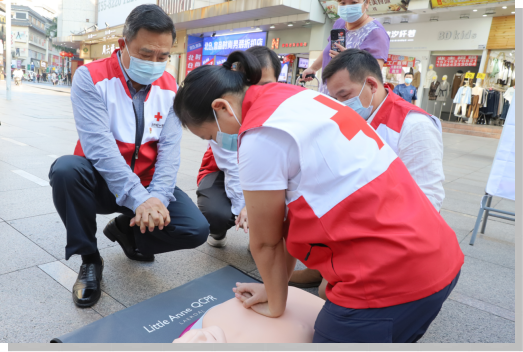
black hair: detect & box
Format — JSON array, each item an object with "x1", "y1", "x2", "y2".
[
  {"x1": 123, "y1": 4, "x2": 176, "y2": 44},
  {"x1": 246, "y1": 46, "x2": 281, "y2": 81},
  {"x1": 404, "y1": 72, "x2": 413, "y2": 77},
  {"x1": 174, "y1": 51, "x2": 262, "y2": 128},
  {"x1": 322, "y1": 48, "x2": 383, "y2": 85}
]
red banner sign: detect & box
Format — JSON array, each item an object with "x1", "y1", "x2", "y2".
[
  {"x1": 436, "y1": 55, "x2": 477, "y2": 67},
  {"x1": 384, "y1": 54, "x2": 415, "y2": 68}
]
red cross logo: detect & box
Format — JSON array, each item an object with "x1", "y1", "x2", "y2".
[
  {"x1": 314, "y1": 95, "x2": 384, "y2": 150},
  {"x1": 154, "y1": 112, "x2": 163, "y2": 122}
]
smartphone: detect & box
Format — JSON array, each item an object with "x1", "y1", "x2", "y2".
[{"x1": 331, "y1": 29, "x2": 346, "y2": 52}]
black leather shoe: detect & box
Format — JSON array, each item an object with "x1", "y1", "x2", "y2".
[
  {"x1": 103, "y1": 217, "x2": 155, "y2": 262},
  {"x1": 73, "y1": 258, "x2": 104, "y2": 308}
]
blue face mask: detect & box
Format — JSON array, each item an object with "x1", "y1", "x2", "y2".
[
  {"x1": 123, "y1": 39, "x2": 166, "y2": 85},
  {"x1": 341, "y1": 81, "x2": 374, "y2": 120},
  {"x1": 405, "y1": 78, "x2": 413, "y2": 84},
  {"x1": 213, "y1": 102, "x2": 242, "y2": 152},
  {"x1": 338, "y1": 1, "x2": 367, "y2": 24}
]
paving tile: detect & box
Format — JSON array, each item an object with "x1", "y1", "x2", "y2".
[
  {"x1": 178, "y1": 158, "x2": 203, "y2": 177},
  {"x1": 439, "y1": 209, "x2": 475, "y2": 243},
  {"x1": 0, "y1": 222, "x2": 55, "y2": 275},
  {"x1": 453, "y1": 256, "x2": 514, "y2": 312},
  {"x1": 449, "y1": 291, "x2": 515, "y2": 321},
  {"x1": 441, "y1": 189, "x2": 487, "y2": 217},
  {"x1": 444, "y1": 178, "x2": 487, "y2": 196},
  {"x1": 61, "y1": 246, "x2": 228, "y2": 307},
  {"x1": 196, "y1": 227, "x2": 256, "y2": 273},
  {"x1": 180, "y1": 148, "x2": 206, "y2": 163},
  {"x1": 461, "y1": 230, "x2": 515, "y2": 268},
  {"x1": 0, "y1": 169, "x2": 43, "y2": 192},
  {"x1": 0, "y1": 187, "x2": 56, "y2": 221},
  {"x1": 471, "y1": 218, "x2": 515, "y2": 244},
  {"x1": 418, "y1": 299, "x2": 515, "y2": 343},
  {"x1": 175, "y1": 172, "x2": 198, "y2": 192},
  {"x1": 8, "y1": 213, "x2": 118, "y2": 260},
  {"x1": 0, "y1": 267, "x2": 102, "y2": 343}
]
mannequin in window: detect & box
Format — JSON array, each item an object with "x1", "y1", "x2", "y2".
[{"x1": 424, "y1": 64, "x2": 437, "y2": 89}]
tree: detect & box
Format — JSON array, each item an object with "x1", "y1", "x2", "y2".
[{"x1": 46, "y1": 17, "x2": 57, "y2": 38}]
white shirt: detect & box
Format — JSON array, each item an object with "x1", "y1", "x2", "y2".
[
  {"x1": 504, "y1": 87, "x2": 515, "y2": 104},
  {"x1": 240, "y1": 99, "x2": 445, "y2": 212},
  {"x1": 209, "y1": 140, "x2": 245, "y2": 215},
  {"x1": 367, "y1": 97, "x2": 445, "y2": 211}
]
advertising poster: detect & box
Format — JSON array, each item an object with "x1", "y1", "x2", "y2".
[
  {"x1": 203, "y1": 32, "x2": 267, "y2": 56},
  {"x1": 384, "y1": 54, "x2": 415, "y2": 67},
  {"x1": 367, "y1": 0, "x2": 409, "y2": 15},
  {"x1": 202, "y1": 56, "x2": 214, "y2": 66},
  {"x1": 215, "y1": 56, "x2": 227, "y2": 66},
  {"x1": 186, "y1": 36, "x2": 203, "y2": 77},
  {"x1": 435, "y1": 55, "x2": 477, "y2": 67},
  {"x1": 431, "y1": 0, "x2": 501, "y2": 8},
  {"x1": 279, "y1": 62, "x2": 289, "y2": 82}
]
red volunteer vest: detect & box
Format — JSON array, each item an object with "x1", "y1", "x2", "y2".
[
  {"x1": 73, "y1": 50, "x2": 178, "y2": 187},
  {"x1": 197, "y1": 147, "x2": 219, "y2": 186},
  {"x1": 239, "y1": 83, "x2": 463, "y2": 309},
  {"x1": 370, "y1": 90, "x2": 441, "y2": 155}
]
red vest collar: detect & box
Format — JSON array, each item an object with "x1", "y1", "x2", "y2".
[
  {"x1": 110, "y1": 49, "x2": 133, "y2": 99},
  {"x1": 371, "y1": 89, "x2": 428, "y2": 133}
]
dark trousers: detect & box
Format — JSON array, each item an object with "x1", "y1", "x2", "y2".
[
  {"x1": 196, "y1": 171, "x2": 236, "y2": 239},
  {"x1": 313, "y1": 271, "x2": 460, "y2": 343},
  {"x1": 49, "y1": 155, "x2": 209, "y2": 260}
]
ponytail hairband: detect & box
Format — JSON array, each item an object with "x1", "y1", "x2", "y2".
[{"x1": 222, "y1": 61, "x2": 233, "y2": 70}]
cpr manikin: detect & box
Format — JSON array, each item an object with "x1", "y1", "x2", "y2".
[{"x1": 173, "y1": 287, "x2": 324, "y2": 343}]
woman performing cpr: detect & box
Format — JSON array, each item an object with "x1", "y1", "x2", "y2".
[{"x1": 173, "y1": 51, "x2": 464, "y2": 343}]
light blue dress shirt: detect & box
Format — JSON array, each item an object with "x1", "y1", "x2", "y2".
[{"x1": 71, "y1": 52, "x2": 181, "y2": 212}]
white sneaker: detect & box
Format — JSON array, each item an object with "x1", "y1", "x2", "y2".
[{"x1": 207, "y1": 235, "x2": 227, "y2": 248}]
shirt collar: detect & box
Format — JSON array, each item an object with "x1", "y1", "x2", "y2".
[{"x1": 366, "y1": 89, "x2": 388, "y2": 124}]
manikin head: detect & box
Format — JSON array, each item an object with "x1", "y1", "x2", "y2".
[
  {"x1": 323, "y1": 48, "x2": 386, "y2": 120},
  {"x1": 117, "y1": 4, "x2": 176, "y2": 86}
]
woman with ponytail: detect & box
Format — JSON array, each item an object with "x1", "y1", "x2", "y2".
[{"x1": 174, "y1": 51, "x2": 463, "y2": 343}]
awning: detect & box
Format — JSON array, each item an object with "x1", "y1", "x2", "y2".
[{"x1": 171, "y1": 0, "x2": 321, "y2": 30}]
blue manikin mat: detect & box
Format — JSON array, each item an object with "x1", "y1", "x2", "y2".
[{"x1": 51, "y1": 266, "x2": 260, "y2": 343}]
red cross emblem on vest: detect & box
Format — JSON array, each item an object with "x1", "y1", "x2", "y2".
[
  {"x1": 154, "y1": 112, "x2": 163, "y2": 122},
  {"x1": 314, "y1": 95, "x2": 384, "y2": 150}
]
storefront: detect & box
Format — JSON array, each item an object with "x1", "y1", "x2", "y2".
[
  {"x1": 184, "y1": 31, "x2": 269, "y2": 77},
  {"x1": 383, "y1": 17, "x2": 492, "y2": 120},
  {"x1": 267, "y1": 28, "x2": 312, "y2": 85}
]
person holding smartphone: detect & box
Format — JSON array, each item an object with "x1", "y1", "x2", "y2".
[{"x1": 300, "y1": 0, "x2": 390, "y2": 96}]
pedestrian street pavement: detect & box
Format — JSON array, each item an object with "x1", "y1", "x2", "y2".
[{"x1": 0, "y1": 83, "x2": 515, "y2": 343}]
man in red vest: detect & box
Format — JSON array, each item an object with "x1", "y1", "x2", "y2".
[
  {"x1": 290, "y1": 49, "x2": 446, "y2": 293},
  {"x1": 49, "y1": 5, "x2": 209, "y2": 308}
]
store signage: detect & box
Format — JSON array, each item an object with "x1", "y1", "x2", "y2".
[
  {"x1": 97, "y1": 0, "x2": 155, "y2": 28},
  {"x1": 431, "y1": 0, "x2": 502, "y2": 8},
  {"x1": 186, "y1": 36, "x2": 203, "y2": 77},
  {"x1": 438, "y1": 30, "x2": 477, "y2": 40},
  {"x1": 368, "y1": 0, "x2": 408, "y2": 15},
  {"x1": 203, "y1": 32, "x2": 267, "y2": 56},
  {"x1": 101, "y1": 43, "x2": 117, "y2": 55},
  {"x1": 202, "y1": 56, "x2": 214, "y2": 66},
  {"x1": 384, "y1": 54, "x2": 415, "y2": 67},
  {"x1": 386, "y1": 29, "x2": 416, "y2": 43},
  {"x1": 435, "y1": 56, "x2": 477, "y2": 67},
  {"x1": 216, "y1": 56, "x2": 227, "y2": 66},
  {"x1": 465, "y1": 72, "x2": 475, "y2": 79},
  {"x1": 13, "y1": 30, "x2": 28, "y2": 42},
  {"x1": 271, "y1": 38, "x2": 279, "y2": 50},
  {"x1": 477, "y1": 73, "x2": 486, "y2": 80},
  {"x1": 281, "y1": 42, "x2": 307, "y2": 48},
  {"x1": 41, "y1": 61, "x2": 47, "y2": 68}
]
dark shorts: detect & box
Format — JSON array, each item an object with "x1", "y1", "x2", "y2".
[{"x1": 313, "y1": 271, "x2": 460, "y2": 343}]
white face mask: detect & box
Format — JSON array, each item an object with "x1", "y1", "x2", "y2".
[{"x1": 338, "y1": 1, "x2": 367, "y2": 23}]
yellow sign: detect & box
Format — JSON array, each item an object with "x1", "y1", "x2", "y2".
[
  {"x1": 476, "y1": 73, "x2": 486, "y2": 80},
  {"x1": 431, "y1": 0, "x2": 506, "y2": 8},
  {"x1": 465, "y1": 72, "x2": 475, "y2": 79}
]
